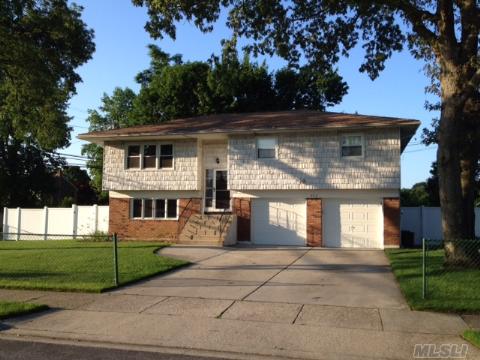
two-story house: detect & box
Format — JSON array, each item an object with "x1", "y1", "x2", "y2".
[{"x1": 79, "y1": 111, "x2": 419, "y2": 248}]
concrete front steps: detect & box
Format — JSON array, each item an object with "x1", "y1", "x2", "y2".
[{"x1": 178, "y1": 213, "x2": 232, "y2": 246}]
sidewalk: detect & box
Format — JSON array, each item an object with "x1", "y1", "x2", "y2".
[
  {"x1": 0, "y1": 286, "x2": 478, "y2": 360},
  {"x1": 0, "y1": 246, "x2": 478, "y2": 359}
]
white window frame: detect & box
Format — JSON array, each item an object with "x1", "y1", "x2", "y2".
[
  {"x1": 125, "y1": 144, "x2": 142, "y2": 169},
  {"x1": 142, "y1": 144, "x2": 158, "y2": 169},
  {"x1": 256, "y1": 137, "x2": 277, "y2": 159},
  {"x1": 124, "y1": 142, "x2": 175, "y2": 170},
  {"x1": 158, "y1": 143, "x2": 174, "y2": 169},
  {"x1": 340, "y1": 133, "x2": 364, "y2": 159},
  {"x1": 131, "y1": 198, "x2": 179, "y2": 220}
]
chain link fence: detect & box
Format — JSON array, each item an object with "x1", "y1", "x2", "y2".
[
  {"x1": 422, "y1": 238, "x2": 480, "y2": 299},
  {"x1": 0, "y1": 233, "x2": 119, "y2": 292}
]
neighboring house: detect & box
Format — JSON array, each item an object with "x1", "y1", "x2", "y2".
[{"x1": 78, "y1": 110, "x2": 419, "y2": 248}]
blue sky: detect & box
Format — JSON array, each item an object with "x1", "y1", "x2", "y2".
[{"x1": 67, "y1": 0, "x2": 438, "y2": 188}]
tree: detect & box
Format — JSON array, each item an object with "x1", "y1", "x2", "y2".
[
  {"x1": 401, "y1": 182, "x2": 432, "y2": 207},
  {"x1": 132, "y1": 0, "x2": 480, "y2": 241},
  {"x1": 82, "y1": 88, "x2": 137, "y2": 201},
  {"x1": 84, "y1": 45, "x2": 347, "y2": 197},
  {"x1": 0, "y1": 0, "x2": 95, "y2": 207}
]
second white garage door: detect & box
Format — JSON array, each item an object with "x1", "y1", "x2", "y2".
[
  {"x1": 323, "y1": 199, "x2": 383, "y2": 249},
  {"x1": 252, "y1": 199, "x2": 306, "y2": 246}
]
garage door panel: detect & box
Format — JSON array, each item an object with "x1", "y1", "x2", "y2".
[
  {"x1": 324, "y1": 199, "x2": 383, "y2": 249},
  {"x1": 252, "y1": 199, "x2": 306, "y2": 246}
]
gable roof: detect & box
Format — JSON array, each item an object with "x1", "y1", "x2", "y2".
[{"x1": 78, "y1": 110, "x2": 420, "y2": 150}]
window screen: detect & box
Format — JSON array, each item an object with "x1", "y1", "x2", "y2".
[
  {"x1": 257, "y1": 138, "x2": 276, "y2": 159},
  {"x1": 127, "y1": 145, "x2": 141, "y2": 168},
  {"x1": 132, "y1": 199, "x2": 142, "y2": 218},
  {"x1": 341, "y1": 135, "x2": 363, "y2": 157},
  {"x1": 143, "y1": 145, "x2": 157, "y2": 168},
  {"x1": 160, "y1": 144, "x2": 173, "y2": 168},
  {"x1": 167, "y1": 199, "x2": 177, "y2": 218}
]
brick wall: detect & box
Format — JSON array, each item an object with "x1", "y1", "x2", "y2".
[
  {"x1": 232, "y1": 198, "x2": 251, "y2": 241},
  {"x1": 109, "y1": 197, "x2": 201, "y2": 241},
  {"x1": 383, "y1": 197, "x2": 400, "y2": 247},
  {"x1": 306, "y1": 199, "x2": 322, "y2": 247}
]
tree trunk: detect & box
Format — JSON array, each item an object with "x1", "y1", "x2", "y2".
[{"x1": 437, "y1": 79, "x2": 466, "y2": 240}]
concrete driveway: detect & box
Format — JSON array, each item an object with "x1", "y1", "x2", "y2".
[
  {"x1": 1, "y1": 246, "x2": 476, "y2": 360},
  {"x1": 118, "y1": 246, "x2": 408, "y2": 310}
]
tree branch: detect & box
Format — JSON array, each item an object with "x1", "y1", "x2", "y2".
[{"x1": 377, "y1": 0, "x2": 438, "y2": 44}]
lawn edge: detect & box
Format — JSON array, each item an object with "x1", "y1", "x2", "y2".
[
  {"x1": 0, "y1": 302, "x2": 49, "y2": 320},
  {"x1": 463, "y1": 330, "x2": 480, "y2": 349}
]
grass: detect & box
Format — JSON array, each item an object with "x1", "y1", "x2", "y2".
[
  {"x1": 386, "y1": 249, "x2": 480, "y2": 313},
  {"x1": 463, "y1": 330, "x2": 480, "y2": 349},
  {"x1": 0, "y1": 240, "x2": 188, "y2": 292},
  {"x1": 0, "y1": 301, "x2": 48, "y2": 319}
]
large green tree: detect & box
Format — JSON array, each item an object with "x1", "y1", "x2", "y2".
[
  {"x1": 132, "y1": 0, "x2": 480, "y2": 241},
  {"x1": 82, "y1": 87, "x2": 137, "y2": 201},
  {"x1": 0, "y1": 0, "x2": 94, "y2": 207},
  {"x1": 84, "y1": 45, "x2": 347, "y2": 192}
]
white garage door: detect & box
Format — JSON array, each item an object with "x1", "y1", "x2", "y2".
[
  {"x1": 252, "y1": 199, "x2": 306, "y2": 246},
  {"x1": 323, "y1": 199, "x2": 383, "y2": 249}
]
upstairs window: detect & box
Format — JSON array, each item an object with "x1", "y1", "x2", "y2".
[
  {"x1": 257, "y1": 137, "x2": 277, "y2": 159},
  {"x1": 127, "y1": 145, "x2": 141, "y2": 169},
  {"x1": 143, "y1": 145, "x2": 157, "y2": 168},
  {"x1": 341, "y1": 135, "x2": 363, "y2": 157},
  {"x1": 160, "y1": 144, "x2": 173, "y2": 168}
]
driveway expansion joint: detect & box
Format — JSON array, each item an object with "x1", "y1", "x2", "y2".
[{"x1": 241, "y1": 248, "x2": 311, "y2": 301}]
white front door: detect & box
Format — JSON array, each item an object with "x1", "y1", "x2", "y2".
[
  {"x1": 252, "y1": 199, "x2": 307, "y2": 246},
  {"x1": 323, "y1": 199, "x2": 383, "y2": 248},
  {"x1": 204, "y1": 169, "x2": 230, "y2": 212}
]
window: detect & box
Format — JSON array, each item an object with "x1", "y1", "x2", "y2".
[
  {"x1": 159, "y1": 144, "x2": 173, "y2": 168},
  {"x1": 127, "y1": 145, "x2": 141, "y2": 168},
  {"x1": 132, "y1": 199, "x2": 142, "y2": 218},
  {"x1": 131, "y1": 198, "x2": 178, "y2": 219},
  {"x1": 143, "y1": 145, "x2": 157, "y2": 168},
  {"x1": 341, "y1": 135, "x2": 363, "y2": 157},
  {"x1": 144, "y1": 199, "x2": 153, "y2": 218},
  {"x1": 155, "y1": 199, "x2": 165, "y2": 218},
  {"x1": 257, "y1": 137, "x2": 276, "y2": 159},
  {"x1": 167, "y1": 199, "x2": 177, "y2": 218}
]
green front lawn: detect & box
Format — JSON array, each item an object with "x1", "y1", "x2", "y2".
[
  {"x1": 0, "y1": 240, "x2": 188, "y2": 292},
  {"x1": 463, "y1": 330, "x2": 480, "y2": 349},
  {"x1": 386, "y1": 249, "x2": 480, "y2": 313},
  {"x1": 0, "y1": 301, "x2": 48, "y2": 319}
]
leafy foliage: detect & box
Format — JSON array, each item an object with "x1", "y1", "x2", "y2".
[
  {"x1": 132, "y1": 0, "x2": 480, "y2": 240},
  {"x1": 83, "y1": 45, "x2": 347, "y2": 190},
  {"x1": 0, "y1": 0, "x2": 95, "y2": 207}
]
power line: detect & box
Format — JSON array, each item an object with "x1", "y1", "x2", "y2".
[{"x1": 403, "y1": 146, "x2": 437, "y2": 154}]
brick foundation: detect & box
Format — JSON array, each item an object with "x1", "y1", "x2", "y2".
[
  {"x1": 232, "y1": 198, "x2": 251, "y2": 241},
  {"x1": 383, "y1": 197, "x2": 400, "y2": 247},
  {"x1": 306, "y1": 198, "x2": 322, "y2": 247},
  {"x1": 109, "y1": 197, "x2": 201, "y2": 241}
]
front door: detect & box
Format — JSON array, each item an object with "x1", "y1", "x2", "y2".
[{"x1": 205, "y1": 169, "x2": 230, "y2": 212}]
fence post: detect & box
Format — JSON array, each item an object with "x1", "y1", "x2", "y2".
[
  {"x1": 113, "y1": 233, "x2": 119, "y2": 287},
  {"x1": 16, "y1": 207, "x2": 21, "y2": 241},
  {"x1": 2, "y1": 207, "x2": 7, "y2": 238},
  {"x1": 43, "y1": 206, "x2": 49, "y2": 240},
  {"x1": 422, "y1": 237, "x2": 427, "y2": 299},
  {"x1": 93, "y1": 204, "x2": 98, "y2": 233},
  {"x1": 72, "y1": 204, "x2": 78, "y2": 239}
]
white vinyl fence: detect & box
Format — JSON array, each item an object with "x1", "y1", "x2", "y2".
[
  {"x1": 2, "y1": 205, "x2": 109, "y2": 240},
  {"x1": 401, "y1": 206, "x2": 480, "y2": 246}
]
